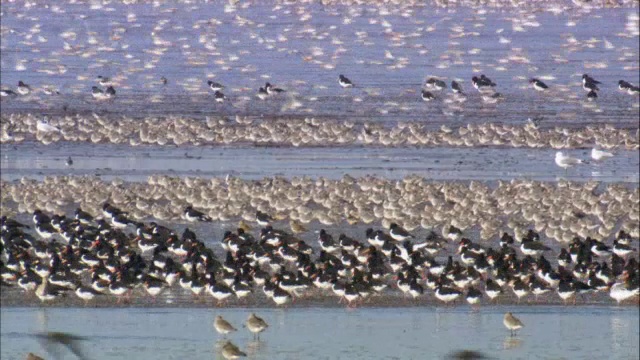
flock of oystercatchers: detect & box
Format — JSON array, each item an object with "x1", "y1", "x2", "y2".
[
  {"x1": 1, "y1": 201, "x2": 638, "y2": 307},
  {"x1": 1, "y1": 73, "x2": 638, "y2": 104}
]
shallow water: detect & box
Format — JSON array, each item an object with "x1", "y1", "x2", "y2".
[
  {"x1": 1, "y1": 306, "x2": 638, "y2": 359},
  {"x1": 1, "y1": 2, "x2": 639, "y2": 126},
  {"x1": 2, "y1": 142, "x2": 639, "y2": 182}
]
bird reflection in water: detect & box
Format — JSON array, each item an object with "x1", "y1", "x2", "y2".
[
  {"x1": 503, "y1": 335, "x2": 523, "y2": 350},
  {"x1": 35, "y1": 331, "x2": 88, "y2": 359}
]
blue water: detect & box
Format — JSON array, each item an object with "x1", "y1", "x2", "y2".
[{"x1": 1, "y1": 306, "x2": 638, "y2": 359}]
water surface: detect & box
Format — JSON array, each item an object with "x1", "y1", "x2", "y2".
[{"x1": 1, "y1": 306, "x2": 638, "y2": 359}]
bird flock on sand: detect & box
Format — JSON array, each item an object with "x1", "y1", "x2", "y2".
[
  {"x1": 2, "y1": 113, "x2": 638, "y2": 150},
  {"x1": 1, "y1": 202, "x2": 638, "y2": 309}
]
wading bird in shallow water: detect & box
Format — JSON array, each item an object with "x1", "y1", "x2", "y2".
[
  {"x1": 214, "y1": 315, "x2": 237, "y2": 337},
  {"x1": 503, "y1": 312, "x2": 524, "y2": 336},
  {"x1": 245, "y1": 313, "x2": 269, "y2": 339}
]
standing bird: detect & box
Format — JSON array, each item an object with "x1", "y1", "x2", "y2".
[
  {"x1": 221, "y1": 340, "x2": 247, "y2": 359},
  {"x1": 214, "y1": 315, "x2": 238, "y2": 337},
  {"x1": 183, "y1": 205, "x2": 212, "y2": 222},
  {"x1": 338, "y1": 74, "x2": 354, "y2": 88},
  {"x1": 529, "y1": 78, "x2": 548, "y2": 91},
  {"x1": 554, "y1": 152, "x2": 582, "y2": 170},
  {"x1": 503, "y1": 312, "x2": 524, "y2": 336},
  {"x1": 245, "y1": 313, "x2": 269, "y2": 339}
]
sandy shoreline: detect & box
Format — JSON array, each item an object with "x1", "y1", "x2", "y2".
[{"x1": 2, "y1": 286, "x2": 636, "y2": 309}]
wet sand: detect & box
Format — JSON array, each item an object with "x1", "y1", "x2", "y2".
[{"x1": 1, "y1": 285, "x2": 634, "y2": 308}]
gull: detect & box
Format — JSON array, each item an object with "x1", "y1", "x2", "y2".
[
  {"x1": 554, "y1": 152, "x2": 582, "y2": 170},
  {"x1": 591, "y1": 148, "x2": 613, "y2": 161},
  {"x1": 37, "y1": 119, "x2": 61, "y2": 133},
  {"x1": 503, "y1": 312, "x2": 524, "y2": 336}
]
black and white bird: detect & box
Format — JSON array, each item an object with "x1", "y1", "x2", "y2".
[
  {"x1": 338, "y1": 74, "x2": 354, "y2": 88},
  {"x1": 529, "y1": 78, "x2": 549, "y2": 91},
  {"x1": 389, "y1": 223, "x2": 413, "y2": 241},
  {"x1": 97, "y1": 75, "x2": 111, "y2": 86},
  {"x1": 91, "y1": 86, "x2": 105, "y2": 99},
  {"x1": 255, "y1": 211, "x2": 273, "y2": 227},
  {"x1": 582, "y1": 74, "x2": 600, "y2": 92},
  {"x1": 214, "y1": 91, "x2": 226, "y2": 103},
  {"x1": 256, "y1": 87, "x2": 269, "y2": 100},
  {"x1": 207, "y1": 80, "x2": 224, "y2": 91},
  {"x1": 472, "y1": 75, "x2": 496, "y2": 91},
  {"x1": 451, "y1": 81, "x2": 464, "y2": 94},
  {"x1": 105, "y1": 86, "x2": 116, "y2": 98},
  {"x1": 0, "y1": 89, "x2": 17, "y2": 97},
  {"x1": 425, "y1": 78, "x2": 447, "y2": 91},
  {"x1": 17, "y1": 81, "x2": 31, "y2": 95},
  {"x1": 421, "y1": 90, "x2": 435, "y2": 102},
  {"x1": 183, "y1": 206, "x2": 212, "y2": 222},
  {"x1": 265, "y1": 82, "x2": 285, "y2": 94},
  {"x1": 618, "y1": 80, "x2": 640, "y2": 95}
]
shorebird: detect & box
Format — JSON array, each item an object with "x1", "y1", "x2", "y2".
[
  {"x1": 97, "y1": 75, "x2": 111, "y2": 86},
  {"x1": 1, "y1": 89, "x2": 17, "y2": 97},
  {"x1": 184, "y1": 205, "x2": 212, "y2": 222},
  {"x1": 529, "y1": 78, "x2": 549, "y2": 91},
  {"x1": 618, "y1": 80, "x2": 640, "y2": 95},
  {"x1": 591, "y1": 148, "x2": 613, "y2": 161},
  {"x1": 221, "y1": 340, "x2": 247, "y2": 359},
  {"x1": 338, "y1": 74, "x2": 354, "y2": 88},
  {"x1": 265, "y1": 82, "x2": 285, "y2": 94},
  {"x1": 421, "y1": 90, "x2": 435, "y2": 102},
  {"x1": 245, "y1": 313, "x2": 268, "y2": 339},
  {"x1": 389, "y1": 223, "x2": 413, "y2": 241},
  {"x1": 214, "y1": 315, "x2": 237, "y2": 337},
  {"x1": 256, "y1": 87, "x2": 269, "y2": 100},
  {"x1": 555, "y1": 152, "x2": 582, "y2": 170},
  {"x1": 208, "y1": 80, "x2": 224, "y2": 91},
  {"x1": 451, "y1": 81, "x2": 464, "y2": 94},
  {"x1": 503, "y1": 312, "x2": 524, "y2": 336},
  {"x1": 36, "y1": 119, "x2": 61, "y2": 133},
  {"x1": 17, "y1": 81, "x2": 31, "y2": 95}
]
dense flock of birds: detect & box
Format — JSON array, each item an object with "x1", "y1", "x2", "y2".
[
  {"x1": 1, "y1": 202, "x2": 638, "y2": 308},
  {"x1": 1, "y1": 113, "x2": 639, "y2": 149},
  {"x1": 2, "y1": 72, "x2": 639, "y2": 104},
  {"x1": 2, "y1": 175, "x2": 638, "y2": 243}
]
